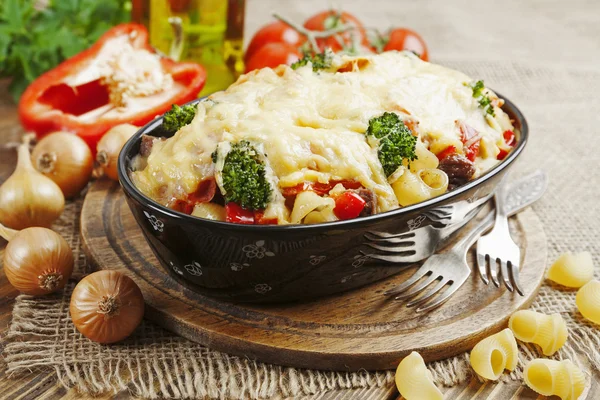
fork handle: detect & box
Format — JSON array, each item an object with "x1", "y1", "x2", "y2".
[{"x1": 453, "y1": 170, "x2": 548, "y2": 251}]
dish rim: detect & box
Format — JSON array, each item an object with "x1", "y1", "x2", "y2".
[{"x1": 118, "y1": 93, "x2": 528, "y2": 232}]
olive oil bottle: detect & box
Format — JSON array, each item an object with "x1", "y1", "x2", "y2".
[{"x1": 132, "y1": 0, "x2": 245, "y2": 96}]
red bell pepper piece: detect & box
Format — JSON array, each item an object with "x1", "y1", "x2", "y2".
[
  {"x1": 18, "y1": 23, "x2": 206, "y2": 151},
  {"x1": 436, "y1": 145, "x2": 456, "y2": 160},
  {"x1": 333, "y1": 191, "x2": 366, "y2": 220},
  {"x1": 497, "y1": 130, "x2": 517, "y2": 160},
  {"x1": 281, "y1": 179, "x2": 363, "y2": 197},
  {"x1": 456, "y1": 121, "x2": 481, "y2": 162},
  {"x1": 225, "y1": 203, "x2": 255, "y2": 224}
]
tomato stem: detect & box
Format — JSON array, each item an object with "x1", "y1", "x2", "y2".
[{"x1": 272, "y1": 13, "x2": 357, "y2": 53}]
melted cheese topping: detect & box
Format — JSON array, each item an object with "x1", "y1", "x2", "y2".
[{"x1": 132, "y1": 51, "x2": 514, "y2": 223}]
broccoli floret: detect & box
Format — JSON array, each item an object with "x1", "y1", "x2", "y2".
[
  {"x1": 213, "y1": 141, "x2": 272, "y2": 210},
  {"x1": 162, "y1": 104, "x2": 196, "y2": 133},
  {"x1": 291, "y1": 50, "x2": 333, "y2": 72},
  {"x1": 366, "y1": 112, "x2": 418, "y2": 177}
]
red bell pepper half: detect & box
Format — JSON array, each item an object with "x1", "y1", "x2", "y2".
[{"x1": 18, "y1": 23, "x2": 206, "y2": 151}]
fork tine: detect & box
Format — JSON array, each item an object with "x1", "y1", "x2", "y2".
[
  {"x1": 406, "y1": 278, "x2": 448, "y2": 308},
  {"x1": 366, "y1": 252, "x2": 421, "y2": 264},
  {"x1": 394, "y1": 273, "x2": 437, "y2": 300},
  {"x1": 489, "y1": 258, "x2": 500, "y2": 287},
  {"x1": 500, "y1": 260, "x2": 514, "y2": 292},
  {"x1": 363, "y1": 236, "x2": 416, "y2": 244},
  {"x1": 509, "y1": 261, "x2": 525, "y2": 296},
  {"x1": 416, "y1": 273, "x2": 470, "y2": 312},
  {"x1": 365, "y1": 243, "x2": 416, "y2": 253},
  {"x1": 384, "y1": 265, "x2": 430, "y2": 296},
  {"x1": 365, "y1": 231, "x2": 416, "y2": 240},
  {"x1": 476, "y1": 253, "x2": 489, "y2": 284}
]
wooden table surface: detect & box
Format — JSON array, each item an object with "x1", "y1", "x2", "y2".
[{"x1": 0, "y1": 86, "x2": 598, "y2": 399}]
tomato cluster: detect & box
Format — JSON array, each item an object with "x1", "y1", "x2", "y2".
[{"x1": 244, "y1": 10, "x2": 428, "y2": 72}]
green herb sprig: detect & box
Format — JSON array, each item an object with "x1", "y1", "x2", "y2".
[
  {"x1": 467, "y1": 80, "x2": 495, "y2": 117},
  {"x1": 0, "y1": 0, "x2": 130, "y2": 102}
]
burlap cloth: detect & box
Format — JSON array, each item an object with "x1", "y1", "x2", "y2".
[{"x1": 3, "y1": 0, "x2": 600, "y2": 398}]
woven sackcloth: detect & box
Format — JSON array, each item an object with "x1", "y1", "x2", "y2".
[{"x1": 3, "y1": 0, "x2": 600, "y2": 398}]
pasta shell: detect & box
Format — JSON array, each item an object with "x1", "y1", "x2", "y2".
[
  {"x1": 547, "y1": 252, "x2": 594, "y2": 288},
  {"x1": 576, "y1": 280, "x2": 600, "y2": 325},
  {"x1": 469, "y1": 328, "x2": 518, "y2": 380},
  {"x1": 509, "y1": 310, "x2": 568, "y2": 356},
  {"x1": 524, "y1": 359, "x2": 586, "y2": 400},
  {"x1": 395, "y1": 352, "x2": 443, "y2": 400}
]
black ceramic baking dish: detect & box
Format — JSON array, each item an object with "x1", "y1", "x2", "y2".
[{"x1": 118, "y1": 95, "x2": 528, "y2": 303}]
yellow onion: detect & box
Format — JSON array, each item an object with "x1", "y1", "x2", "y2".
[
  {"x1": 0, "y1": 140, "x2": 64, "y2": 229},
  {"x1": 32, "y1": 132, "x2": 93, "y2": 198},
  {"x1": 70, "y1": 270, "x2": 144, "y2": 344},
  {"x1": 1, "y1": 223, "x2": 74, "y2": 295},
  {"x1": 96, "y1": 124, "x2": 138, "y2": 181}
]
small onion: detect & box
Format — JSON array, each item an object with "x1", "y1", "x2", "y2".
[
  {"x1": 32, "y1": 132, "x2": 94, "y2": 198},
  {"x1": 0, "y1": 140, "x2": 64, "y2": 229},
  {"x1": 1, "y1": 224, "x2": 74, "y2": 295},
  {"x1": 70, "y1": 270, "x2": 144, "y2": 344},
  {"x1": 96, "y1": 124, "x2": 138, "y2": 181}
]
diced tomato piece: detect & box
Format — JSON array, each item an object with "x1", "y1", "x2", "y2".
[
  {"x1": 254, "y1": 210, "x2": 278, "y2": 225},
  {"x1": 497, "y1": 149, "x2": 509, "y2": 160},
  {"x1": 333, "y1": 191, "x2": 366, "y2": 220},
  {"x1": 436, "y1": 145, "x2": 456, "y2": 160},
  {"x1": 503, "y1": 130, "x2": 516, "y2": 147},
  {"x1": 225, "y1": 203, "x2": 255, "y2": 224},
  {"x1": 464, "y1": 141, "x2": 480, "y2": 162}
]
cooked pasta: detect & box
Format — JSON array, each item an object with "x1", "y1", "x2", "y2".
[
  {"x1": 132, "y1": 51, "x2": 518, "y2": 225},
  {"x1": 523, "y1": 359, "x2": 586, "y2": 400},
  {"x1": 392, "y1": 168, "x2": 449, "y2": 206},
  {"x1": 576, "y1": 280, "x2": 600, "y2": 325},
  {"x1": 395, "y1": 351, "x2": 443, "y2": 400},
  {"x1": 547, "y1": 252, "x2": 594, "y2": 288},
  {"x1": 469, "y1": 328, "x2": 518, "y2": 380},
  {"x1": 290, "y1": 191, "x2": 335, "y2": 224},
  {"x1": 508, "y1": 310, "x2": 568, "y2": 356},
  {"x1": 191, "y1": 203, "x2": 226, "y2": 221}
]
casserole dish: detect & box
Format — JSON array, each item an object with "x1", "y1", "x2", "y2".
[{"x1": 118, "y1": 95, "x2": 527, "y2": 303}]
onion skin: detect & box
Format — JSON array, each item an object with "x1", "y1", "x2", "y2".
[
  {"x1": 32, "y1": 132, "x2": 94, "y2": 198},
  {"x1": 3, "y1": 227, "x2": 74, "y2": 295},
  {"x1": 96, "y1": 124, "x2": 138, "y2": 181},
  {"x1": 0, "y1": 143, "x2": 65, "y2": 229},
  {"x1": 70, "y1": 270, "x2": 144, "y2": 344}
]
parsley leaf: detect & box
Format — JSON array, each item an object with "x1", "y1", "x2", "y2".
[
  {"x1": 467, "y1": 80, "x2": 495, "y2": 117},
  {"x1": 291, "y1": 50, "x2": 333, "y2": 72}
]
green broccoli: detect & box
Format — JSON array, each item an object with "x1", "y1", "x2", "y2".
[
  {"x1": 162, "y1": 104, "x2": 196, "y2": 133},
  {"x1": 213, "y1": 141, "x2": 272, "y2": 210},
  {"x1": 291, "y1": 50, "x2": 333, "y2": 72},
  {"x1": 366, "y1": 112, "x2": 418, "y2": 177}
]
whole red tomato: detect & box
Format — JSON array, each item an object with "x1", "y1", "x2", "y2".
[
  {"x1": 303, "y1": 10, "x2": 368, "y2": 52},
  {"x1": 245, "y1": 21, "x2": 306, "y2": 63},
  {"x1": 245, "y1": 42, "x2": 302, "y2": 73},
  {"x1": 383, "y1": 28, "x2": 429, "y2": 61}
]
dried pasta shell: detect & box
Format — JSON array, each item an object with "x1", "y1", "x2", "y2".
[
  {"x1": 395, "y1": 351, "x2": 443, "y2": 400},
  {"x1": 547, "y1": 252, "x2": 594, "y2": 288},
  {"x1": 524, "y1": 359, "x2": 586, "y2": 400},
  {"x1": 469, "y1": 328, "x2": 518, "y2": 380},
  {"x1": 576, "y1": 280, "x2": 600, "y2": 325},
  {"x1": 509, "y1": 310, "x2": 568, "y2": 356}
]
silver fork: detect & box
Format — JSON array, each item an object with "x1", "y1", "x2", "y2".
[
  {"x1": 476, "y1": 174, "x2": 527, "y2": 294},
  {"x1": 383, "y1": 170, "x2": 548, "y2": 312}
]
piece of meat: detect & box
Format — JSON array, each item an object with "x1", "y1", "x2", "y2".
[
  {"x1": 352, "y1": 188, "x2": 377, "y2": 217},
  {"x1": 139, "y1": 135, "x2": 165, "y2": 157},
  {"x1": 438, "y1": 154, "x2": 476, "y2": 190}
]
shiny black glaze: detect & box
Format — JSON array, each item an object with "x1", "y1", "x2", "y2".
[{"x1": 118, "y1": 96, "x2": 528, "y2": 303}]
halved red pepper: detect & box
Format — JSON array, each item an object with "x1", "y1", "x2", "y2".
[{"x1": 18, "y1": 23, "x2": 206, "y2": 151}]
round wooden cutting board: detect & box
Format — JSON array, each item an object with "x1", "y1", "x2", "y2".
[{"x1": 81, "y1": 180, "x2": 547, "y2": 371}]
